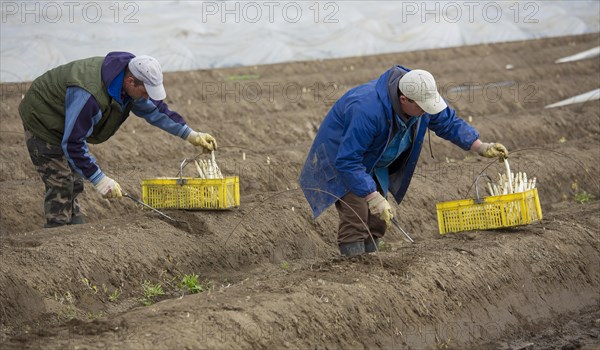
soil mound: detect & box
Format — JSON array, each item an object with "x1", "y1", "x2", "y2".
[{"x1": 1, "y1": 33, "x2": 598, "y2": 349}]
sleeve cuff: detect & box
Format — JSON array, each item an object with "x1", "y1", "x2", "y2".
[
  {"x1": 180, "y1": 125, "x2": 192, "y2": 139},
  {"x1": 90, "y1": 170, "x2": 105, "y2": 185},
  {"x1": 365, "y1": 192, "x2": 378, "y2": 200}
]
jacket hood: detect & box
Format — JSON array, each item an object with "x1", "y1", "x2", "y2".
[
  {"x1": 375, "y1": 65, "x2": 411, "y2": 125},
  {"x1": 101, "y1": 51, "x2": 135, "y2": 88},
  {"x1": 387, "y1": 65, "x2": 410, "y2": 121}
]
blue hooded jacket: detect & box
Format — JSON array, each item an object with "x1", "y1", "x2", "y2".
[{"x1": 299, "y1": 66, "x2": 479, "y2": 218}]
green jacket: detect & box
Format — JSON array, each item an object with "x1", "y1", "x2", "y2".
[
  {"x1": 19, "y1": 57, "x2": 127, "y2": 145},
  {"x1": 18, "y1": 52, "x2": 191, "y2": 184}
]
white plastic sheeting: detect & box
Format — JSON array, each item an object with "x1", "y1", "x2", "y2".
[
  {"x1": 555, "y1": 46, "x2": 600, "y2": 63},
  {"x1": 1, "y1": 0, "x2": 599, "y2": 82},
  {"x1": 544, "y1": 89, "x2": 600, "y2": 109}
]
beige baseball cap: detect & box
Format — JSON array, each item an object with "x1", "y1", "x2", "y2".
[
  {"x1": 128, "y1": 55, "x2": 167, "y2": 100},
  {"x1": 399, "y1": 69, "x2": 447, "y2": 114}
]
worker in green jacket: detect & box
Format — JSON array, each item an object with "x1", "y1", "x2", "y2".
[{"x1": 19, "y1": 52, "x2": 216, "y2": 228}]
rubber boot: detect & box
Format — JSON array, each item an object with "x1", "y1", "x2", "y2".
[
  {"x1": 69, "y1": 215, "x2": 85, "y2": 225},
  {"x1": 364, "y1": 238, "x2": 381, "y2": 253},
  {"x1": 339, "y1": 241, "x2": 365, "y2": 256}
]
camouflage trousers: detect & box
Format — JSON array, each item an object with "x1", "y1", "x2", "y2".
[{"x1": 24, "y1": 128, "x2": 84, "y2": 228}]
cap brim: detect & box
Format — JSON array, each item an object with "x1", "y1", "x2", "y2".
[
  {"x1": 415, "y1": 92, "x2": 447, "y2": 115},
  {"x1": 145, "y1": 83, "x2": 166, "y2": 100}
]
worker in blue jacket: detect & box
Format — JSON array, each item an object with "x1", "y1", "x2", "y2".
[{"x1": 299, "y1": 66, "x2": 508, "y2": 256}]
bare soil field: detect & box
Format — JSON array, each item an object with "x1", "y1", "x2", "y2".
[{"x1": 0, "y1": 33, "x2": 599, "y2": 349}]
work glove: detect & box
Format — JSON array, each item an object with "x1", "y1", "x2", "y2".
[
  {"x1": 187, "y1": 130, "x2": 218, "y2": 152},
  {"x1": 477, "y1": 142, "x2": 509, "y2": 160},
  {"x1": 93, "y1": 175, "x2": 122, "y2": 199},
  {"x1": 366, "y1": 192, "x2": 394, "y2": 229}
]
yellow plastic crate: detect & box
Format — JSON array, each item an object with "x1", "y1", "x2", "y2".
[
  {"x1": 142, "y1": 176, "x2": 240, "y2": 210},
  {"x1": 436, "y1": 188, "x2": 542, "y2": 234}
]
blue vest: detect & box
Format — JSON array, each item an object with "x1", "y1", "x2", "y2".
[{"x1": 373, "y1": 115, "x2": 419, "y2": 195}]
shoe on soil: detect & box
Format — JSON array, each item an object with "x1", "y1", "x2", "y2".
[
  {"x1": 44, "y1": 221, "x2": 68, "y2": 228},
  {"x1": 364, "y1": 238, "x2": 381, "y2": 253},
  {"x1": 69, "y1": 215, "x2": 85, "y2": 225},
  {"x1": 339, "y1": 241, "x2": 365, "y2": 256}
]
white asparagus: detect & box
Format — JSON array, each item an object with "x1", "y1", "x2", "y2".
[
  {"x1": 194, "y1": 160, "x2": 205, "y2": 178},
  {"x1": 190, "y1": 153, "x2": 227, "y2": 180},
  {"x1": 486, "y1": 160, "x2": 538, "y2": 196},
  {"x1": 214, "y1": 161, "x2": 223, "y2": 178},
  {"x1": 504, "y1": 158, "x2": 514, "y2": 194},
  {"x1": 511, "y1": 172, "x2": 515, "y2": 192},
  {"x1": 213, "y1": 160, "x2": 220, "y2": 178},
  {"x1": 204, "y1": 160, "x2": 210, "y2": 179},
  {"x1": 191, "y1": 154, "x2": 225, "y2": 180},
  {"x1": 207, "y1": 160, "x2": 214, "y2": 179},
  {"x1": 201, "y1": 160, "x2": 209, "y2": 179},
  {"x1": 210, "y1": 160, "x2": 216, "y2": 178}
]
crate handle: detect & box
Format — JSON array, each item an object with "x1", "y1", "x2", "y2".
[
  {"x1": 176, "y1": 158, "x2": 193, "y2": 186},
  {"x1": 474, "y1": 173, "x2": 493, "y2": 204}
]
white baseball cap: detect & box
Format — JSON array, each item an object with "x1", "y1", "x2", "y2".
[
  {"x1": 128, "y1": 55, "x2": 167, "y2": 100},
  {"x1": 399, "y1": 69, "x2": 447, "y2": 114}
]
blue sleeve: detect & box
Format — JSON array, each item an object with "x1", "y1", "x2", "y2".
[
  {"x1": 62, "y1": 87, "x2": 105, "y2": 184},
  {"x1": 428, "y1": 104, "x2": 479, "y2": 150},
  {"x1": 131, "y1": 98, "x2": 192, "y2": 138},
  {"x1": 335, "y1": 104, "x2": 379, "y2": 197}
]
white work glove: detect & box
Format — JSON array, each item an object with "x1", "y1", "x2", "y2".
[
  {"x1": 94, "y1": 175, "x2": 122, "y2": 199},
  {"x1": 477, "y1": 142, "x2": 509, "y2": 160},
  {"x1": 187, "y1": 130, "x2": 217, "y2": 152},
  {"x1": 366, "y1": 192, "x2": 394, "y2": 228}
]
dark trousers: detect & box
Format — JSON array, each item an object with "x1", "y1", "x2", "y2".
[
  {"x1": 335, "y1": 192, "x2": 387, "y2": 245},
  {"x1": 24, "y1": 128, "x2": 84, "y2": 226}
]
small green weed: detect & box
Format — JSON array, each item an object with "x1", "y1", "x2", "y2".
[
  {"x1": 64, "y1": 305, "x2": 75, "y2": 321},
  {"x1": 572, "y1": 181, "x2": 596, "y2": 204},
  {"x1": 140, "y1": 280, "x2": 164, "y2": 306},
  {"x1": 575, "y1": 190, "x2": 596, "y2": 204},
  {"x1": 280, "y1": 261, "x2": 290, "y2": 271},
  {"x1": 108, "y1": 288, "x2": 121, "y2": 302},
  {"x1": 179, "y1": 274, "x2": 204, "y2": 294},
  {"x1": 81, "y1": 277, "x2": 98, "y2": 294},
  {"x1": 86, "y1": 311, "x2": 105, "y2": 320},
  {"x1": 54, "y1": 292, "x2": 76, "y2": 321}
]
